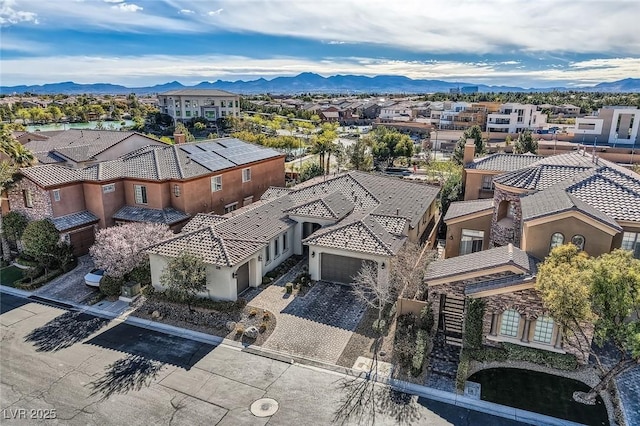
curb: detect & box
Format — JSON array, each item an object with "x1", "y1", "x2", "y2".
[{"x1": 1, "y1": 287, "x2": 586, "y2": 426}]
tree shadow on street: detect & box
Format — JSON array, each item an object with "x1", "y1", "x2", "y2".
[
  {"x1": 89, "y1": 354, "x2": 164, "y2": 401},
  {"x1": 24, "y1": 311, "x2": 109, "y2": 352},
  {"x1": 333, "y1": 365, "x2": 422, "y2": 425}
]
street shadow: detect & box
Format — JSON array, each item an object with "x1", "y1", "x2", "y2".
[
  {"x1": 89, "y1": 354, "x2": 164, "y2": 401},
  {"x1": 0, "y1": 292, "x2": 30, "y2": 314},
  {"x1": 282, "y1": 282, "x2": 367, "y2": 331},
  {"x1": 84, "y1": 323, "x2": 214, "y2": 370},
  {"x1": 24, "y1": 311, "x2": 109, "y2": 352}
]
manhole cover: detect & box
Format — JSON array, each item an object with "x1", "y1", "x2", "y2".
[{"x1": 250, "y1": 398, "x2": 279, "y2": 417}]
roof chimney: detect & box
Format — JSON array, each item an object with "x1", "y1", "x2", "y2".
[
  {"x1": 463, "y1": 138, "x2": 476, "y2": 165},
  {"x1": 173, "y1": 132, "x2": 186, "y2": 144}
]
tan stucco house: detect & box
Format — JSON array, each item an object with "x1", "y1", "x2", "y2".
[
  {"x1": 146, "y1": 172, "x2": 440, "y2": 301},
  {"x1": 424, "y1": 141, "x2": 640, "y2": 361}
]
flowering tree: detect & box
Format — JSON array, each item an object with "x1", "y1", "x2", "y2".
[{"x1": 89, "y1": 223, "x2": 174, "y2": 279}]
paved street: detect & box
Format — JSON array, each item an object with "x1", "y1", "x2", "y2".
[{"x1": 0, "y1": 292, "x2": 528, "y2": 425}]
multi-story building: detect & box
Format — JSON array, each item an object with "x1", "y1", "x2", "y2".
[
  {"x1": 572, "y1": 106, "x2": 640, "y2": 146},
  {"x1": 7, "y1": 136, "x2": 285, "y2": 255},
  {"x1": 486, "y1": 103, "x2": 547, "y2": 134},
  {"x1": 157, "y1": 89, "x2": 240, "y2": 124},
  {"x1": 438, "y1": 102, "x2": 499, "y2": 131}
]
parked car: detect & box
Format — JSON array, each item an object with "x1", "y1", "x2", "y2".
[
  {"x1": 84, "y1": 269, "x2": 105, "y2": 287},
  {"x1": 384, "y1": 167, "x2": 411, "y2": 177}
]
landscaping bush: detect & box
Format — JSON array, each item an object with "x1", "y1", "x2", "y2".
[
  {"x1": 372, "y1": 318, "x2": 386, "y2": 333},
  {"x1": 455, "y1": 353, "x2": 470, "y2": 393},
  {"x1": 262, "y1": 311, "x2": 271, "y2": 321},
  {"x1": 15, "y1": 255, "x2": 39, "y2": 268},
  {"x1": 16, "y1": 269, "x2": 63, "y2": 290},
  {"x1": 259, "y1": 322, "x2": 268, "y2": 333},
  {"x1": 236, "y1": 325, "x2": 244, "y2": 335},
  {"x1": 419, "y1": 303, "x2": 434, "y2": 334},
  {"x1": 249, "y1": 308, "x2": 258, "y2": 317},
  {"x1": 151, "y1": 290, "x2": 247, "y2": 313},
  {"x1": 100, "y1": 275, "x2": 125, "y2": 297},
  {"x1": 55, "y1": 242, "x2": 76, "y2": 272},
  {"x1": 463, "y1": 299, "x2": 485, "y2": 350},
  {"x1": 285, "y1": 282, "x2": 293, "y2": 294},
  {"x1": 411, "y1": 329, "x2": 429, "y2": 376},
  {"x1": 466, "y1": 346, "x2": 508, "y2": 363},
  {"x1": 129, "y1": 262, "x2": 152, "y2": 286},
  {"x1": 503, "y1": 343, "x2": 578, "y2": 370},
  {"x1": 394, "y1": 321, "x2": 417, "y2": 368}
]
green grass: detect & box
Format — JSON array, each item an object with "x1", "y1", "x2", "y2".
[{"x1": 0, "y1": 266, "x2": 25, "y2": 287}]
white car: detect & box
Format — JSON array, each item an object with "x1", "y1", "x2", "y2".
[{"x1": 84, "y1": 269, "x2": 105, "y2": 287}]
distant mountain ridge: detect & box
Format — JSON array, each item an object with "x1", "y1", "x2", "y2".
[{"x1": 2, "y1": 74, "x2": 639, "y2": 95}]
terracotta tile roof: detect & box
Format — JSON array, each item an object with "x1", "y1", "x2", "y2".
[
  {"x1": 286, "y1": 191, "x2": 354, "y2": 220},
  {"x1": 51, "y1": 210, "x2": 99, "y2": 231},
  {"x1": 425, "y1": 244, "x2": 538, "y2": 282},
  {"x1": 147, "y1": 227, "x2": 264, "y2": 267},
  {"x1": 567, "y1": 174, "x2": 640, "y2": 222},
  {"x1": 181, "y1": 213, "x2": 227, "y2": 233},
  {"x1": 466, "y1": 153, "x2": 543, "y2": 171},
  {"x1": 20, "y1": 164, "x2": 87, "y2": 187},
  {"x1": 493, "y1": 165, "x2": 592, "y2": 190},
  {"x1": 370, "y1": 214, "x2": 408, "y2": 235},
  {"x1": 113, "y1": 206, "x2": 190, "y2": 225},
  {"x1": 261, "y1": 186, "x2": 292, "y2": 200},
  {"x1": 444, "y1": 199, "x2": 494, "y2": 222}
]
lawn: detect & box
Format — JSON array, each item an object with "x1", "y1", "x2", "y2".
[{"x1": 0, "y1": 265, "x2": 25, "y2": 287}]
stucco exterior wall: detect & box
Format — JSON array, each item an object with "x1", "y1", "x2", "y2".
[
  {"x1": 522, "y1": 216, "x2": 615, "y2": 259},
  {"x1": 444, "y1": 212, "x2": 493, "y2": 258},
  {"x1": 49, "y1": 183, "x2": 86, "y2": 217},
  {"x1": 263, "y1": 228, "x2": 295, "y2": 274},
  {"x1": 306, "y1": 244, "x2": 390, "y2": 284},
  {"x1": 464, "y1": 171, "x2": 501, "y2": 201},
  {"x1": 124, "y1": 180, "x2": 171, "y2": 209}
]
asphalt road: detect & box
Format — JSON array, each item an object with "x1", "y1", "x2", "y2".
[{"x1": 0, "y1": 293, "x2": 529, "y2": 425}]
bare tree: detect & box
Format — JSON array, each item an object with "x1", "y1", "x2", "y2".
[{"x1": 390, "y1": 242, "x2": 437, "y2": 300}]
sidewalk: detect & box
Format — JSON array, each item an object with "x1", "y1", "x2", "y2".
[{"x1": 1, "y1": 284, "x2": 589, "y2": 426}]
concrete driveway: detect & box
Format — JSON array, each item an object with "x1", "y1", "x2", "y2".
[
  {"x1": 34, "y1": 255, "x2": 98, "y2": 304},
  {"x1": 249, "y1": 282, "x2": 366, "y2": 364}
]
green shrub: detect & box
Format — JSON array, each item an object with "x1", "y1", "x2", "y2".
[
  {"x1": 411, "y1": 329, "x2": 429, "y2": 376},
  {"x1": 372, "y1": 318, "x2": 386, "y2": 333},
  {"x1": 466, "y1": 346, "x2": 508, "y2": 362},
  {"x1": 100, "y1": 275, "x2": 124, "y2": 297},
  {"x1": 259, "y1": 322, "x2": 268, "y2": 332},
  {"x1": 55, "y1": 242, "x2": 76, "y2": 272},
  {"x1": 464, "y1": 299, "x2": 485, "y2": 350},
  {"x1": 16, "y1": 269, "x2": 63, "y2": 290},
  {"x1": 141, "y1": 284, "x2": 155, "y2": 297},
  {"x1": 455, "y1": 354, "x2": 470, "y2": 393},
  {"x1": 503, "y1": 343, "x2": 577, "y2": 370},
  {"x1": 285, "y1": 282, "x2": 293, "y2": 294},
  {"x1": 262, "y1": 276, "x2": 273, "y2": 285},
  {"x1": 15, "y1": 256, "x2": 39, "y2": 267},
  {"x1": 419, "y1": 303, "x2": 434, "y2": 334},
  {"x1": 129, "y1": 262, "x2": 151, "y2": 286}
]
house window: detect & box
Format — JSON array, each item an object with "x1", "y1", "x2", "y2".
[
  {"x1": 102, "y1": 183, "x2": 115, "y2": 193},
  {"x1": 460, "y1": 229, "x2": 484, "y2": 255},
  {"x1": 265, "y1": 244, "x2": 271, "y2": 263},
  {"x1": 185, "y1": 111, "x2": 191, "y2": 117},
  {"x1": 621, "y1": 232, "x2": 640, "y2": 258},
  {"x1": 175, "y1": 110, "x2": 181, "y2": 117},
  {"x1": 221, "y1": 100, "x2": 226, "y2": 107},
  {"x1": 52, "y1": 189, "x2": 60, "y2": 202},
  {"x1": 224, "y1": 202, "x2": 238, "y2": 214},
  {"x1": 533, "y1": 316, "x2": 554, "y2": 344},
  {"x1": 134, "y1": 184, "x2": 147, "y2": 204},
  {"x1": 23, "y1": 190, "x2": 33, "y2": 208},
  {"x1": 550, "y1": 232, "x2": 564, "y2": 250},
  {"x1": 282, "y1": 232, "x2": 287, "y2": 251},
  {"x1": 482, "y1": 175, "x2": 494, "y2": 190},
  {"x1": 211, "y1": 175, "x2": 222, "y2": 192},
  {"x1": 243, "y1": 196, "x2": 253, "y2": 206},
  {"x1": 242, "y1": 168, "x2": 251, "y2": 183},
  {"x1": 274, "y1": 238, "x2": 279, "y2": 257},
  {"x1": 571, "y1": 235, "x2": 585, "y2": 251},
  {"x1": 500, "y1": 309, "x2": 520, "y2": 337}
]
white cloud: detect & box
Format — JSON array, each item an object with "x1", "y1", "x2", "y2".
[
  {"x1": 179, "y1": 9, "x2": 194, "y2": 14},
  {"x1": 207, "y1": 8, "x2": 223, "y2": 16},
  {"x1": 103, "y1": 0, "x2": 124, "y2": 3},
  {"x1": 1, "y1": 54, "x2": 638, "y2": 88},
  {"x1": 112, "y1": 3, "x2": 142, "y2": 12},
  {"x1": 0, "y1": 0, "x2": 38, "y2": 25}
]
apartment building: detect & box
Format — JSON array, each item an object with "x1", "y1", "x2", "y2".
[
  {"x1": 438, "y1": 101, "x2": 500, "y2": 131},
  {"x1": 572, "y1": 106, "x2": 640, "y2": 146},
  {"x1": 486, "y1": 103, "x2": 547, "y2": 133},
  {"x1": 158, "y1": 89, "x2": 240, "y2": 124}
]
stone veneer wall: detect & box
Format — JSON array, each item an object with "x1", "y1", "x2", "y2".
[
  {"x1": 7, "y1": 179, "x2": 53, "y2": 221},
  {"x1": 489, "y1": 186, "x2": 523, "y2": 248},
  {"x1": 481, "y1": 288, "x2": 593, "y2": 364}
]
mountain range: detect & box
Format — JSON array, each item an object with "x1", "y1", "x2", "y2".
[{"x1": 2, "y1": 73, "x2": 640, "y2": 95}]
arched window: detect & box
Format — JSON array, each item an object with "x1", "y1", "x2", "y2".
[
  {"x1": 550, "y1": 232, "x2": 564, "y2": 250},
  {"x1": 571, "y1": 235, "x2": 585, "y2": 251},
  {"x1": 500, "y1": 309, "x2": 520, "y2": 337},
  {"x1": 533, "y1": 316, "x2": 555, "y2": 344}
]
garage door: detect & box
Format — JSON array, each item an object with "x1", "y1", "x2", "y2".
[
  {"x1": 320, "y1": 253, "x2": 365, "y2": 284},
  {"x1": 236, "y1": 262, "x2": 250, "y2": 294},
  {"x1": 69, "y1": 228, "x2": 95, "y2": 256}
]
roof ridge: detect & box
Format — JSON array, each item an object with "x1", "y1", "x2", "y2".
[
  {"x1": 362, "y1": 220, "x2": 395, "y2": 256},
  {"x1": 152, "y1": 148, "x2": 161, "y2": 179},
  {"x1": 216, "y1": 231, "x2": 233, "y2": 267},
  {"x1": 173, "y1": 145, "x2": 186, "y2": 179},
  {"x1": 568, "y1": 172, "x2": 640, "y2": 198}
]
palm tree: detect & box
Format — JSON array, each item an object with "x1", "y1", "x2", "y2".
[{"x1": 1, "y1": 130, "x2": 37, "y2": 261}]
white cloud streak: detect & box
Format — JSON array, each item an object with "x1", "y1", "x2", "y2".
[
  {"x1": 0, "y1": 0, "x2": 37, "y2": 25},
  {"x1": 112, "y1": 3, "x2": 142, "y2": 12},
  {"x1": 2, "y1": 54, "x2": 638, "y2": 88}
]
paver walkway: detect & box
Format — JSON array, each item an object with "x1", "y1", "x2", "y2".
[
  {"x1": 248, "y1": 281, "x2": 366, "y2": 364},
  {"x1": 34, "y1": 255, "x2": 98, "y2": 304}
]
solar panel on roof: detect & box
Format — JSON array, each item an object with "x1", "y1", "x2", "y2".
[
  {"x1": 180, "y1": 145, "x2": 204, "y2": 154},
  {"x1": 190, "y1": 152, "x2": 235, "y2": 172}
]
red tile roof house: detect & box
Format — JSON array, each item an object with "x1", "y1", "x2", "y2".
[
  {"x1": 146, "y1": 172, "x2": 440, "y2": 301},
  {"x1": 412, "y1": 140, "x2": 640, "y2": 363},
  {"x1": 5, "y1": 130, "x2": 286, "y2": 255}
]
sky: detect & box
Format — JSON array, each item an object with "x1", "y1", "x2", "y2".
[{"x1": 1, "y1": 0, "x2": 640, "y2": 88}]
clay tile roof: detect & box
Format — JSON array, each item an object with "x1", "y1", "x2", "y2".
[
  {"x1": 286, "y1": 191, "x2": 354, "y2": 220},
  {"x1": 425, "y1": 244, "x2": 538, "y2": 282},
  {"x1": 261, "y1": 186, "x2": 292, "y2": 200},
  {"x1": 444, "y1": 199, "x2": 494, "y2": 222},
  {"x1": 370, "y1": 214, "x2": 408, "y2": 235},
  {"x1": 112, "y1": 206, "x2": 190, "y2": 225},
  {"x1": 466, "y1": 153, "x2": 544, "y2": 171},
  {"x1": 51, "y1": 210, "x2": 99, "y2": 231},
  {"x1": 181, "y1": 213, "x2": 228, "y2": 233}
]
